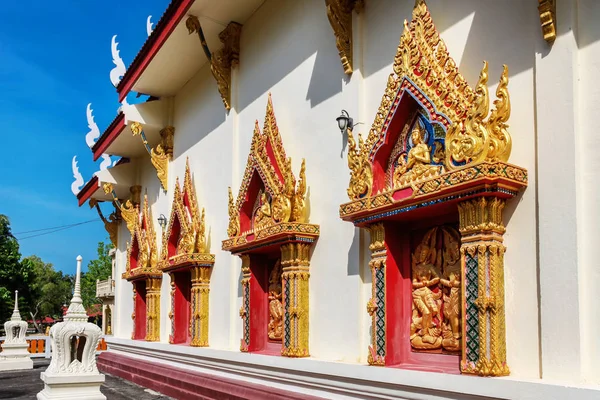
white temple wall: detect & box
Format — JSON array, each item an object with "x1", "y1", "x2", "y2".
[
  {"x1": 114, "y1": 219, "x2": 132, "y2": 338},
  {"x1": 576, "y1": 0, "x2": 600, "y2": 384},
  {"x1": 172, "y1": 63, "x2": 236, "y2": 350},
  {"x1": 108, "y1": 0, "x2": 600, "y2": 388}
]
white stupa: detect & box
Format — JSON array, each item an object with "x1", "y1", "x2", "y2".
[
  {"x1": 0, "y1": 290, "x2": 33, "y2": 371},
  {"x1": 37, "y1": 255, "x2": 106, "y2": 400}
]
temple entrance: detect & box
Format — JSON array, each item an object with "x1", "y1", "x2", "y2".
[
  {"x1": 382, "y1": 218, "x2": 460, "y2": 373},
  {"x1": 172, "y1": 270, "x2": 192, "y2": 344},
  {"x1": 245, "y1": 255, "x2": 283, "y2": 355},
  {"x1": 133, "y1": 280, "x2": 147, "y2": 340}
]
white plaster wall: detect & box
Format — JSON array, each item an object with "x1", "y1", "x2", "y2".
[
  {"x1": 113, "y1": 219, "x2": 132, "y2": 338},
  {"x1": 109, "y1": 0, "x2": 600, "y2": 387},
  {"x1": 172, "y1": 63, "x2": 235, "y2": 350},
  {"x1": 576, "y1": 0, "x2": 600, "y2": 384}
]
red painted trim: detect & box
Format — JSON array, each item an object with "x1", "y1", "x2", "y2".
[
  {"x1": 77, "y1": 176, "x2": 99, "y2": 207},
  {"x1": 116, "y1": 0, "x2": 195, "y2": 102},
  {"x1": 98, "y1": 352, "x2": 323, "y2": 400},
  {"x1": 92, "y1": 113, "x2": 126, "y2": 161}
]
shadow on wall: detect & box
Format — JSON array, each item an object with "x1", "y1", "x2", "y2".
[{"x1": 173, "y1": 65, "x2": 228, "y2": 157}]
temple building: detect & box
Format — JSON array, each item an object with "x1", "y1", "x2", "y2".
[{"x1": 72, "y1": 0, "x2": 600, "y2": 398}]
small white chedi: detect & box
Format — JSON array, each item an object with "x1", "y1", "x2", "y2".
[
  {"x1": 38, "y1": 255, "x2": 106, "y2": 400},
  {"x1": 0, "y1": 290, "x2": 33, "y2": 371}
]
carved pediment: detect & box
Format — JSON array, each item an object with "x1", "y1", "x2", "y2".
[
  {"x1": 223, "y1": 95, "x2": 318, "y2": 252},
  {"x1": 123, "y1": 194, "x2": 160, "y2": 280},
  {"x1": 341, "y1": 0, "x2": 527, "y2": 221},
  {"x1": 160, "y1": 160, "x2": 215, "y2": 271}
]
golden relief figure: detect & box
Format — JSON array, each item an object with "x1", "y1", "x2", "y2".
[
  {"x1": 268, "y1": 260, "x2": 283, "y2": 341},
  {"x1": 254, "y1": 192, "x2": 274, "y2": 230},
  {"x1": 410, "y1": 226, "x2": 461, "y2": 352},
  {"x1": 440, "y1": 229, "x2": 461, "y2": 351},
  {"x1": 393, "y1": 120, "x2": 443, "y2": 188}
]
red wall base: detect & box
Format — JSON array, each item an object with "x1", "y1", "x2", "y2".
[{"x1": 98, "y1": 351, "x2": 322, "y2": 400}]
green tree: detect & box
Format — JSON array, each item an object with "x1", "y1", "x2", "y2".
[
  {"x1": 0, "y1": 214, "x2": 32, "y2": 320},
  {"x1": 25, "y1": 255, "x2": 73, "y2": 331},
  {"x1": 81, "y1": 241, "x2": 113, "y2": 310}
]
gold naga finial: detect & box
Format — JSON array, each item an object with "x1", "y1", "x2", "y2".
[
  {"x1": 445, "y1": 62, "x2": 512, "y2": 167},
  {"x1": 291, "y1": 158, "x2": 308, "y2": 223},
  {"x1": 346, "y1": 127, "x2": 373, "y2": 200},
  {"x1": 227, "y1": 187, "x2": 239, "y2": 237}
]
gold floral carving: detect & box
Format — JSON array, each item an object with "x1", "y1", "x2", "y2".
[
  {"x1": 89, "y1": 199, "x2": 120, "y2": 247},
  {"x1": 325, "y1": 0, "x2": 363, "y2": 74},
  {"x1": 145, "y1": 277, "x2": 162, "y2": 342},
  {"x1": 281, "y1": 242, "x2": 311, "y2": 357},
  {"x1": 227, "y1": 187, "x2": 240, "y2": 237},
  {"x1": 131, "y1": 122, "x2": 174, "y2": 191},
  {"x1": 159, "y1": 160, "x2": 215, "y2": 346},
  {"x1": 211, "y1": 22, "x2": 242, "y2": 110},
  {"x1": 458, "y1": 198, "x2": 509, "y2": 376},
  {"x1": 227, "y1": 95, "x2": 310, "y2": 237},
  {"x1": 366, "y1": 223, "x2": 386, "y2": 366},
  {"x1": 538, "y1": 0, "x2": 556, "y2": 44},
  {"x1": 347, "y1": 127, "x2": 373, "y2": 200},
  {"x1": 345, "y1": 0, "x2": 515, "y2": 200},
  {"x1": 187, "y1": 16, "x2": 241, "y2": 110},
  {"x1": 102, "y1": 183, "x2": 140, "y2": 236},
  {"x1": 445, "y1": 63, "x2": 512, "y2": 169},
  {"x1": 123, "y1": 194, "x2": 161, "y2": 281}
]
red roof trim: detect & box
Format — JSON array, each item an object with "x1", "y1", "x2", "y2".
[
  {"x1": 116, "y1": 0, "x2": 195, "y2": 102},
  {"x1": 77, "y1": 176, "x2": 99, "y2": 207},
  {"x1": 91, "y1": 113, "x2": 126, "y2": 161},
  {"x1": 76, "y1": 158, "x2": 130, "y2": 207}
]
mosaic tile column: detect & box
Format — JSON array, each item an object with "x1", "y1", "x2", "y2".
[
  {"x1": 458, "y1": 197, "x2": 509, "y2": 376},
  {"x1": 366, "y1": 223, "x2": 386, "y2": 366},
  {"x1": 145, "y1": 277, "x2": 162, "y2": 342},
  {"x1": 239, "y1": 255, "x2": 251, "y2": 352},
  {"x1": 191, "y1": 265, "x2": 211, "y2": 347},
  {"x1": 280, "y1": 242, "x2": 311, "y2": 357}
]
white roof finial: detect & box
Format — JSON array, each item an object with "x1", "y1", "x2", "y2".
[
  {"x1": 85, "y1": 103, "x2": 101, "y2": 148},
  {"x1": 71, "y1": 156, "x2": 84, "y2": 196},
  {"x1": 147, "y1": 16, "x2": 154, "y2": 36},
  {"x1": 110, "y1": 35, "x2": 127, "y2": 87}
]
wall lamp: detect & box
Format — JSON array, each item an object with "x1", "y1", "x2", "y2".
[
  {"x1": 157, "y1": 214, "x2": 167, "y2": 230},
  {"x1": 336, "y1": 110, "x2": 362, "y2": 134}
]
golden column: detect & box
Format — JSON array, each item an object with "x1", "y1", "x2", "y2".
[
  {"x1": 280, "y1": 242, "x2": 311, "y2": 357},
  {"x1": 168, "y1": 274, "x2": 175, "y2": 342},
  {"x1": 190, "y1": 266, "x2": 211, "y2": 347},
  {"x1": 458, "y1": 197, "x2": 509, "y2": 376},
  {"x1": 239, "y1": 255, "x2": 251, "y2": 352},
  {"x1": 131, "y1": 285, "x2": 137, "y2": 340},
  {"x1": 365, "y1": 223, "x2": 386, "y2": 366},
  {"x1": 145, "y1": 277, "x2": 162, "y2": 342}
]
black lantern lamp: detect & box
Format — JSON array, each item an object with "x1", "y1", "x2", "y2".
[
  {"x1": 157, "y1": 214, "x2": 167, "y2": 230},
  {"x1": 336, "y1": 110, "x2": 353, "y2": 134}
]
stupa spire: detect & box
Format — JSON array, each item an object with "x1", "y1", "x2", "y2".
[
  {"x1": 64, "y1": 255, "x2": 88, "y2": 322},
  {"x1": 10, "y1": 290, "x2": 21, "y2": 321}
]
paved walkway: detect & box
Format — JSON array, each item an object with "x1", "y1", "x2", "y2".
[{"x1": 0, "y1": 359, "x2": 172, "y2": 400}]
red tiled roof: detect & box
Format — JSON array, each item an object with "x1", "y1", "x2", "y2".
[
  {"x1": 116, "y1": 0, "x2": 195, "y2": 102},
  {"x1": 76, "y1": 158, "x2": 130, "y2": 207}
]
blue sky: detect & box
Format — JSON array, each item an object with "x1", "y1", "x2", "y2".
[{"x1": 0, "y1": 1, "x2": 166, "y2": 274}]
